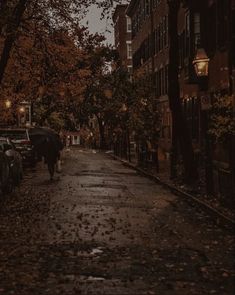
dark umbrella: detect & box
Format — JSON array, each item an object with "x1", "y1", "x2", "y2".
[{"x1": 29, "y1": 127, "x2": 63, "y2": 155}]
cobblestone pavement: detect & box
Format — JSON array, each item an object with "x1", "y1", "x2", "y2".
[{"x1": 0, "y1": 148, "x2": 234, "y2": 295}]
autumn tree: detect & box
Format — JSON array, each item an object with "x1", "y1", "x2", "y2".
[
  {"x1": 80, "y1": 46, "x2": 120, "y2": 149},
  {"x1": 0, "y1": 0, "x2": 127, "y2": 85},
  {"x1": 0, "y1": 13, "x2": 108, "y2": 130}
]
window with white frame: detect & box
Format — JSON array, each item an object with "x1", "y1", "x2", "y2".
[
  {"x1": 126, "y1": 16, "x2": 132, "y2": 32},
  {"x1": 127, "y1": 42, "x2": 132, "y2": 59},
  {"x1": 127, "y1": 65, "x2": 133, "y2": 74}
]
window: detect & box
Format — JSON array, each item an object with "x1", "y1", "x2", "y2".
[
  {"x1": 126, "y1": 17, "x2": 132, "y2": 32},
  {"x1": 127, "y1": 66, "x2": 133, "y2": 74},
  {"x1": 194, "y1": 13, "x2": 201, "y2": 50},
  {"x1": 217, "y1": 0, "x2": 228, "y2": 49},
  {"x1": 179, "y1": 32, "x2": 184, "y2": 68},
  {"x1": 185, "y1": 11, "x2": 190, "y2": 58},
  {"x1": 146, "y1": 0, "x2": 150, "y2": 16},
  {"x1": 206, "y1": 2, "x2": 216, "y2": 55},
  {"x1": 127, "y1": 42, "x2": 132, "y2": 59},
  {"x1": 154, "y1": 28, "x2": 158, "y2": 54},
  {"x1": 155, "y1": 65, "x2": 168, "y2": 98},
  {"x1": 163, "y1": 15, "x2": 168, "y2": 47},
  {"x1": 158, "y1": 24, "x2": 161, "y2": 51},
  {"x1": 164, "y1": 65, "x2": 168, "y2": 95}
]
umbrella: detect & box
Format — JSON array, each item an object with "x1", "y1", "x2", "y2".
[{"x1": 29, "y1": 127, "x2": 63, "y2": 155}]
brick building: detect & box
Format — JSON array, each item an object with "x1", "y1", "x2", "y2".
[
  {"x1": 126, "y1": 0, "x2": 234, "y2": 196},
  {"x1": 178, "y1": 0, "x2": 234, "y2": 138},
  {"x1": 177, "y1": 0, "x2": 235, "y2": 197},
  {"x1": 112, "y1": 4, "x2": 133, "y2": 73},
  {"x1": 127, "y1": 0, "x2": 171, "y2": 161}
]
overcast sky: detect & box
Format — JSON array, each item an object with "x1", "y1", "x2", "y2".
[{"x1": 82, "y1": 5, "x2": 114, "y2": 45}]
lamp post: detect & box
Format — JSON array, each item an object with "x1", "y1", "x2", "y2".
[
  {"x1": 121, "y1": 103, "x2": 131, "y2": 162},
  {"x1": 193, "y1": 47, "x2": 214, "y2": 195},
  {"x1": 17, "y1": 101, "x2": 32, "y2": 127},
  {"x1": 18, "y1": 105, "x2": 25, "y2": 127}
]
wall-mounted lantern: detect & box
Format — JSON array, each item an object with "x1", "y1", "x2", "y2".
[{"x1": 193, "y1": 48, "x2": 210, "y2": 77}]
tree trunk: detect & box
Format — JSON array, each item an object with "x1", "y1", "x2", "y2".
[
  {"x1": 168, "y1": 0, "x2": 198, "y2": 183},
  {"x1": 0, "y1": 0, "x2": 28, "y2": 85}
]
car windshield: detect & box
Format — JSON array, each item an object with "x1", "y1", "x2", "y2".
[{"x1": 0, "y1": 130, "x2": 27, "y2": 140}]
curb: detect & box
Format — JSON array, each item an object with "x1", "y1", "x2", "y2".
[{"x1": 109, "y1": 153, "x2": 235, "y2": 229}]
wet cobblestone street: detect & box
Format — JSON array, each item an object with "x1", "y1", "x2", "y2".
[{"x1": 0, "y1": 148, "x2": 234, "y2": 295}]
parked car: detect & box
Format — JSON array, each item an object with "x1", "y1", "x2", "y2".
[
  {"x1": 0, "y1": 137, "x2": 23, "y2": 186},
  {"x1": 0, "y1": 129, "x2": 36, "y2": 167},
  {"x1": 0, "y1": 150, "x2": 12, "y2": 194}
]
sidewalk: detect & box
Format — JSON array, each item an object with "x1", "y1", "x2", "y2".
[{"x1": 109, "y1": 153, "x2": 235, "y2": 228}]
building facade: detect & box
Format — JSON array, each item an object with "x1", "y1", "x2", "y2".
[
  {"x1": 126, "y1": 0, "x2": 234, "y2": 196},
  {"x1": 127, "y1": 0, "x2": 171, "y2": 161},
  {"x1": 113, "y1": 4, "x2": 133, "y2": 74},
  {"x1": 178, "y1": 0, "x2": 235, "y2": 197}
]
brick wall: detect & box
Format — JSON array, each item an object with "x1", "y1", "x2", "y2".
[{"x1": 113, "y1": 5, "x2": 132, "y2": 68}]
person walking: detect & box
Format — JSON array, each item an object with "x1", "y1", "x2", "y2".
[
  {"x1": 29, "y1": 127, "x2": 63, "y2": 181},
  {"x1": 43, "y1": 137, "x2": 62, "y2": 180}
]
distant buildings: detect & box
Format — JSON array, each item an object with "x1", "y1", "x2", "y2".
[
  {"x1": 127, "y1": 0, "x2": 171, "y2": 161},
  {"x1": 112, "y1": 4, "x2": 133, "y2": 74}
]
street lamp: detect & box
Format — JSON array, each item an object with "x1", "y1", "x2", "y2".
[
  {"x1": 19, "y1": 106, "x2": 25, "y2": 113},
  {"x1": 193, "y1": 47, "x2": 214, "y2": 195},
  {"x1": 120, "y1": 103, "x2": 131, "y2": 162},
  {"x1": 5, "y1": 99, "x2": 12, "y2": 109},
  {"x1": 193, "y1": 48, "x2": 210, "y2": 77}
]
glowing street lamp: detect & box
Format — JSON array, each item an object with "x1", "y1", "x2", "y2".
[
  {"x1": 193, "y1": 48, "x2": 210, "y2": 77},
  {"x1": 5, "y1": 99, "x2": 12, "y2": 108},
  {"x1": 19, "y1": 106, "x2": 25, "y2": 113}
]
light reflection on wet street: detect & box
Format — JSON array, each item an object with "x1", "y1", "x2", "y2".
[{"x1": 0, "y1": 148, "x2": 234, "y2": 295}]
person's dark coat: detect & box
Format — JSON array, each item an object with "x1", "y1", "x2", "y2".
[{"x1": 43, "y1": 137, "x2": 60, "y2": 165}]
